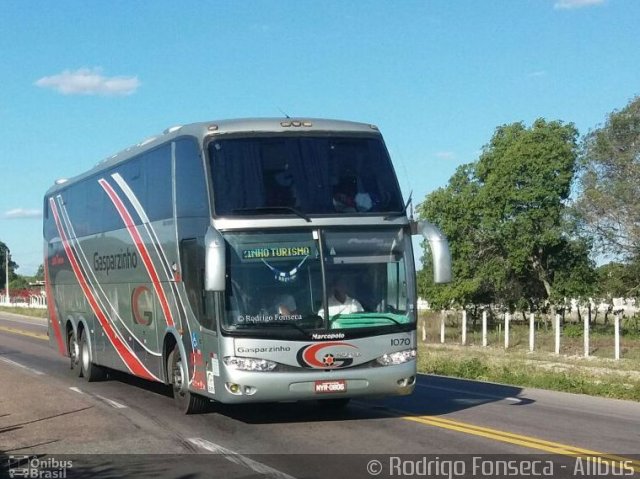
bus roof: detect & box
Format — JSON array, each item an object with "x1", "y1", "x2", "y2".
[{"x1": 46, "y1": 118, "x2": 382, "y2": 196}]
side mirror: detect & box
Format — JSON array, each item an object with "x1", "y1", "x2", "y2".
[
  {"x1": 412, "y1": 220, "x2": 452, "y2": 284},
  {"x1": 204, "y1": 226, "x2": 226, "y2": 291}
]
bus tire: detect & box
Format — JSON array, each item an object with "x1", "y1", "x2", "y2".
[
  {"x1": 80, "y1": 331, "x2": 106, "y2": 382},
  {"x1": 69, "y1": 330, "x2": 82, "y2": 377},
  {"x1": 168, "y1": 346, "x2": 208, "y2": 414}
]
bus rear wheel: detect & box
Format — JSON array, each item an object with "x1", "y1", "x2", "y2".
[
  {"x1": 79, "y1": 332, "x2": 106, "y2": 382},
  {"x1": 168, "y1": 345, "x2": 208, "y2": 414},
  {"x1": 68, "y1": 330, "x2": 82, "y2": 377}
]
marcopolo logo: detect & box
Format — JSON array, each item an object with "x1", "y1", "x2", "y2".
[
  {"x1": 297, "y1": 342, "x2": 361, "y2": 369},
  {"x1": 93, "y1": 249, "x2": 138, "y2": 275}
]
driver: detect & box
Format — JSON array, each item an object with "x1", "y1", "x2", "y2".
[{"x1": 318, "y1": 276, "x2": 363, "y2": 318}]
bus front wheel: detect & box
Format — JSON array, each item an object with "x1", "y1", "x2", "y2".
[{"x1": 168, "y1": 345, "x2": 208, "y2": 414}]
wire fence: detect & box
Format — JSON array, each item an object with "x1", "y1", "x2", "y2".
[{"x1": 418, "y1": 309, "x2": 640, "y2": 361}]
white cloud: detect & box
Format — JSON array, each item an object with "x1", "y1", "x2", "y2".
[
  {"x1": 435, "y1": 151, "x2": 456, "y2": 160},
  {"x1": 35, "y1": 68, "x2": 140, "y2": 96},
  {"x1": 4, "y1": 208, "x2": 42, "y2": 219},
  {"x1": 529, "y1": 70, "x2": 547, "y2": 78},
  {"x1": 554, "y1": 0, "x2": 605, "y2": 10}
]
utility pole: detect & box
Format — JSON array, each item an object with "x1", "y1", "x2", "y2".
[{"x1": 4, "y1": 248, "x2": 9, "y2": 304}]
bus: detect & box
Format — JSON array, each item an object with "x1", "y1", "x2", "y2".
[{"x1": 43, "y1": 118, "x2": 451, "y2": 414}]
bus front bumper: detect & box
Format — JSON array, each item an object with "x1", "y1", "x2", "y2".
[{"x1": 207, "y1": 361, "x2": 417, "y2": 404}]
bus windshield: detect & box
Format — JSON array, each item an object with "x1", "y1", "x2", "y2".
[
  {"x1": 209, "y1": 136, "x2": 404, "y2": 216},
  {"x1": 222, "y1": 228, "x2": 416, "y2": 336}
]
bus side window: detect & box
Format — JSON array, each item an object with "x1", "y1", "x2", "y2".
[
  {"x1": 181, "y1": 238, "x2": 216, "y2": 331},
  {"x1": 144, "y1": 146, "x2": 172, "y2": 221},
  {"x1": 175, "y1": 138, "x2": 209, "y2": 218}
]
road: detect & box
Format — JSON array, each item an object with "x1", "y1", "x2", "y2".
[{"x1": 1, "y1": 310, "x2": 639, "y2": 478}]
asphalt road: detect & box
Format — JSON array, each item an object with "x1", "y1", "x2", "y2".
[{"x1": 1, "y1": 311, "x2": 639, "y2": 479}]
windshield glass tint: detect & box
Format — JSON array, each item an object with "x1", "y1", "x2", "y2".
[
  {"x1": 223, "y1": 231, "x2": 323, "y2": 332},
  {"x1": 209, "y1": 136, "x2": 404, "y2": 216},
  {"x1": 321, "y1": 229, "x2": 415, "y2": 329},
  {"x1": 222, "y1": 228, "x2": 415, "y2": 335}
]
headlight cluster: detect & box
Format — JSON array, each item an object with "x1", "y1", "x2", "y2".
[
  {"x1": 223, "y1": 356, "x2": 278, "y2": 372},
  {"x1": 376, "y1": 348, "x2": 417, "y2": 366}
]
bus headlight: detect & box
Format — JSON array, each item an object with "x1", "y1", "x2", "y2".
[
  {"x1": 376, "y1": 349, "x2": 417, "y2": 366},
  {"x1": 223, "y1": 356, "x2": 278, "y2": 372}
]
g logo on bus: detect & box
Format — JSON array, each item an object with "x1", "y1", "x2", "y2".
[
  {"x1": 297, "y1": 342, "x2": 359, "y2": 369},
  {"x1": 132, "y1": 285, "x2": 153, "y2": 326}
]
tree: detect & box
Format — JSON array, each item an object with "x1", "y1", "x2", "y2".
[
  {"x1": 418, "y1": 119, "x2": 593, "y2": 313},
  {"x1": 417, "y1": 163, "x2": 496, "y2": 311},
  {"x1": 595, "y1": 260, "x2": 640, "y2": 300},
  {"x1": 576, "y1": 96, "x2": 640, "y2": 260},
  {"x1": 35, "y1": 264, "x2": 44, "y2": 281},
  {"x1": 0, "y1": 241, "x2": 19, "y2": 290},
  {"x1": 9, "y1": 276, "x2": 29, "y2": 290}
]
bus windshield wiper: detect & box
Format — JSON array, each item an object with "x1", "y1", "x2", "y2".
[
  {"x1": 231, "y1": 207, "x2": 311, "y2": 222},
  {"x1": 374, "y1": 315, "x2": 404, "y2": 326},
  {"x1": 384, "y1": 191, "x2": 412, "y2": 221},
  {"x1": 259, "y1": 320, "x2": 309, "y2": 335},
  {"x1": 333, "y1": 313, "x2": 405, "y2": 327}
]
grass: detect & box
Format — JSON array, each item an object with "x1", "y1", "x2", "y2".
[
  {"x1": 0, "y1": 306, "x2": 47, "y2": 319},
  {"x1": 418, "y1": 343, "x2": 640, "y2": 402},
  {"x1": 418, "y1": 311, "x2": 640, "y2": 401}
]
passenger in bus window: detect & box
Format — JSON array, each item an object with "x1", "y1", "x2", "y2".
[
  {"x1": 318, "y1": 276, "x2": 363, "y2": 318},
  {"x1": 332, "y1": 175, "x2": 372, "y2": 213},
  {"x1": 265, "y1": 164, "x2": 296, "y2": 208}
]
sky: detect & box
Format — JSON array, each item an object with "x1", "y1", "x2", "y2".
[{"x1": 1, "y1": 0, "x2": 639, "y2": 276}]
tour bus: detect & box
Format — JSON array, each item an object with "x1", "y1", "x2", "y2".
[{"x1": 43, "y1": 118, "x2": 451, "y2": 413}]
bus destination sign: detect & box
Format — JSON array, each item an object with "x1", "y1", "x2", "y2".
[{"x1": 242, "y1": 246, "x2": 311, "y2": 260}]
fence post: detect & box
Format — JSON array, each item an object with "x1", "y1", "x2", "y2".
[
  {"x1": 614, "y1": 313, "x2": 621, "y2": 360},
  {"x1": 529, "y1": 312, "x2": 535, "y2": 352},
  {"x1": 440, "y1": 311, "x2": 445, "y2": 344},
  {"x1": 461, "y1": 310, "x2": 467, "y2": 345},
  {"x1": 554, "y1": 313, "x2": 561, "y2": 355},
  {"x1": 504, "y1": 312, "x2": 510, "y2": 349},
  {"x1": 583, "y1": 310, "x2": 589, "y2": 358},
  {"x1": 421, "y1": 316, "x2": 426, "y2": 342},
  {"x1": 482, "y1": 310, "x2": 488, "y2": 347}
]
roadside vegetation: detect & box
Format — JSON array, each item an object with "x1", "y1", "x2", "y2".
[
  {"x1": 418, "y1": 96, "x2": 640, "y2": 323},
  {"x1": 415, "y1": 96, "x2": 640, "y2": 401},
  {"x1": 418, "y1": 343, "x2": 640, "y2": 402}
]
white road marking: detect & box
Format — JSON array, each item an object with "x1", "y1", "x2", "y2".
[
  {"x1": 187, "y1": 437, "x2": 296, "y2": 479},
  {"x1": 69, "y1": 387, "x2": 127, "y2": 408},
  {"x1": 95, "y1": 395, "x2": 128, "y2": 409},
  {"x1": 417, "y1": 382, "x2": 524, "y2": 404},
  {"x1": 0, "y1": 317, "x2": 47, "y2": 328},
  {"x1": 0, "y1": 356, "x2": 44, "y2": 375}
]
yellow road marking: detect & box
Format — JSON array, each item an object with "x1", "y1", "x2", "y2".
[
  {"x1": 0, "y1": 325, "x2": 48, "y2": 341},
  {"x1": 402, "y1": 414, "x2": 640, "y2": 472}
]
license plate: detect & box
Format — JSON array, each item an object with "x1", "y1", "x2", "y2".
[{"x1": 314, "y1": 380, "x2": 347, "y2": 394}]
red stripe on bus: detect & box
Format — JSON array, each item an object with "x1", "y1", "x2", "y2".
[
  {"x1": 43, "y1": 259, "x2": 65, "y2": 356},
  {"x1": 49, "y1": 198, "x2": 158, "y2": 381},
  {"x1": 98, "y1": 179, "x2": 176, "y2": 328}
]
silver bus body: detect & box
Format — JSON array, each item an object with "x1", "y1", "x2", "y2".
[{"x1": 43, "y1": 118, "x2": 451, "y2": 412}]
